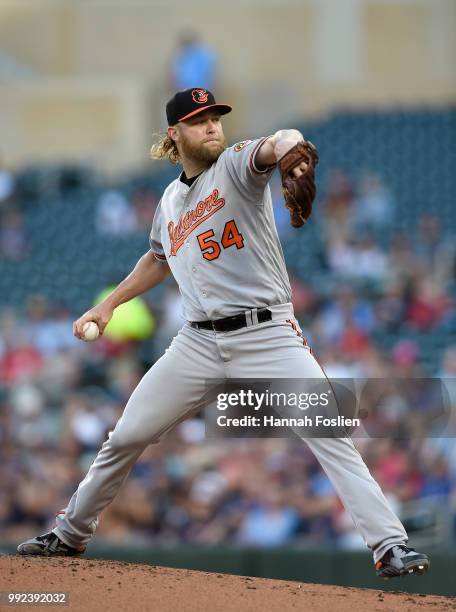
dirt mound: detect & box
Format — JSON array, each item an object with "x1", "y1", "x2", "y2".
[{"x1": 0, "y1": 555, "x2": 453, "y2": 612}]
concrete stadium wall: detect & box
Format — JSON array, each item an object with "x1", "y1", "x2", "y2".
[
  {"x1": 0, "y1": 78, "x2": 153, "y2": 172},
  {"x1": 0, "y1": 0, "x2": 455, "y2": 170}
]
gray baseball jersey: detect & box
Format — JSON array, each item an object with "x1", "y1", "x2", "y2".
[{"x1": 149, "y1": 137, "x2": 291, "y2": 320}]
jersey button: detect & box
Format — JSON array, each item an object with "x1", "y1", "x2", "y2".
[
  {"x1": 202, "y1": 290, "x2": 207, "y2": 297},
  {"x1": 192, "y1": 266, "x2": 196, "y2": 273}
]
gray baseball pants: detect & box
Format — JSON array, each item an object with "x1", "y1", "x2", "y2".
[{"x1": 53, "y1": 303, "x2": 407, "y2": 562}]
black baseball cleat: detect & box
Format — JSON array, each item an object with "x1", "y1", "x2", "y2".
[
  {"x1": 17, "y1": 531, "x2": 86, "y2": 557},
  {"x1": 375, "y1": 545, "x2": 430, "y2": 579}
]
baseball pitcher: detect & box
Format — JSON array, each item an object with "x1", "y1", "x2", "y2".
[{"x1": 18, "y1": 88, "x2": 429, "y2": 579}]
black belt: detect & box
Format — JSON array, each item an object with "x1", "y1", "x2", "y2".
[{"x1": 190, "y1": 308, "x2": 272, "y2": 333}]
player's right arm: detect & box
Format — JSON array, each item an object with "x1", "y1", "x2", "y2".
[{"x1": 73, "y1": 250, "x2": 170, "y2": 339}]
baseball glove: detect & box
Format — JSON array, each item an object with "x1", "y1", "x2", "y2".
[{"x1": 278, "y1": 140, "x2": 319, "y2": 228}]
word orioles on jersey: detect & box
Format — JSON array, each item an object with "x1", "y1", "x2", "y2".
[{"x1": 167, "y1": 188, "x2": 225, "y2": 256}]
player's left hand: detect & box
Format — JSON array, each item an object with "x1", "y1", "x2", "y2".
[
  {"x1": 291, "y1": 160, "x2": 308, "y2": 178},
  {"x1": 278, "y1": 140, "x2": 319, "y2": 228}
]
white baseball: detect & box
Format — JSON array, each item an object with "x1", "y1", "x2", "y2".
[{"x1": 82, "y1": 321, "x2": 100, "y2": 342}]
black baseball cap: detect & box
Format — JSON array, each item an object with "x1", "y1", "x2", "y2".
[{"x1": 166, "y1": 88, "x2": 232, "y2": 126}]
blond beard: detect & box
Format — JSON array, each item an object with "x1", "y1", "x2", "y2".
[{"x1": 179, "y1": 134, "x2": 227, "y2": 164}]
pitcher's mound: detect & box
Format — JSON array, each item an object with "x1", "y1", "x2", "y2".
[{"x1": 0, "y1": 555, "x2": 452, "y2": 612}]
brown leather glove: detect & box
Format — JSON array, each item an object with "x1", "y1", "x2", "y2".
[{"x1": 278, "y1": 140, "x2": 319, "y2": 228}]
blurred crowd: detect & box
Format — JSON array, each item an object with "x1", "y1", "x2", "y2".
[{"x1": 1, "y1": 151, "x2": 456, "y2": 550}]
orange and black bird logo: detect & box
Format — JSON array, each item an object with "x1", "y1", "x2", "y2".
[
  {"x1": 234, "y1": 140, "x2": 252, "y2": 152},
  {"x1": 192, "y1": 89, "x2": 209, "y2": 104}
]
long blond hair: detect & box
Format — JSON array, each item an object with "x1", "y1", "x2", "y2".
[{"x1": 150, "y1": 133, "x2": 180, "y2": 165}]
